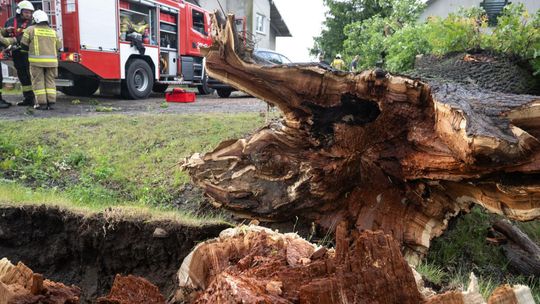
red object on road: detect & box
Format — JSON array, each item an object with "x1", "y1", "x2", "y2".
[{"x1": 166, "y1": 88, "x2": 196, "y2": 103}]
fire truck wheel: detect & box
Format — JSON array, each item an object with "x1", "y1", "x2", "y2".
[
  {"x1": 217, "y1": 88, "x2": 233, "y2": 98},
  {"x1": 122, "y1": 59, "x2": 154, "y2": 100},
  {"x1": 152, "y1": 83, "x2": 169, "y2": 93},
  {"x1": 197, "y1": 74, "x2": 215, "y2": 95},
  {"x1": 60, "y1": 77, "x2": 100, "y2": 97}
]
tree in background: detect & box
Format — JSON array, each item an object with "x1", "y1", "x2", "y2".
[
  {"x1": 341, "y1": 0, "x2": 425, "y2": 70},
  {"x1": 311, "y1": 0, "x2": 396, "y2": 59}
]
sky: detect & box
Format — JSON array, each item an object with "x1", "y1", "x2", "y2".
[{"x1": 273, "y1": 0, "x2": 327, "y2": 62}]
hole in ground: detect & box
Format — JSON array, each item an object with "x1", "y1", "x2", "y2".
[{"x1": 0, "y1": 205, "x2": 228, "y2": 303}]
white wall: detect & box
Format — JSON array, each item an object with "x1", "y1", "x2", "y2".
[
  {"x1": 253, "y1": 0, "x2": 271, "y2": 49},
  {"x1": 419, "y1": 0, "x2": 540, "y2": 21},
  {"x1": 198, "y1": 0, "x2": 277, "y2": 50}
]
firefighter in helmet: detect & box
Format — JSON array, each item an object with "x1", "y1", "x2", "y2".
[
  {"x1": 331, "y1": 54, "x2": 346, "y2": 71},
  {"x1": 4, "y1": 0, "x2": 36, "y2": 106},
  {"x1": 21, "y1": 10, "x2": 61, "y2": 110}
]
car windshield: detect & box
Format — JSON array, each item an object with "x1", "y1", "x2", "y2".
[{"x1": 254, "y1": 50, "x2": 292, "y2": 65}]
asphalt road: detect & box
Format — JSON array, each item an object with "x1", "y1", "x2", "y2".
[{"x1": 0, "y1": 90, "x2": 268, "y2": 120}]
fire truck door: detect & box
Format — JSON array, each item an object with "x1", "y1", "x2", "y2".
[{"x1": 78, "y1": 0, "x2": 118, "y2": 52}]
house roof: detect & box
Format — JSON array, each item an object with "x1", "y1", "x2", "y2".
[{"x1": 270, "y1": 0, "x2": 291, "y2": 37}]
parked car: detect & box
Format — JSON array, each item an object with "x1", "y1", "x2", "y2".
[{"x1": 207, "y1": 49, "x2": 292, "y2": 98}]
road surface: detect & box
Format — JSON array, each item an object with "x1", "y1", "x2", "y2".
[{"x1": 0, "y1": 91, "x2": 268, "y2": 120}]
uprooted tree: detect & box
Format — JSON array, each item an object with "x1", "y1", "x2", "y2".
[{"x1": 183, "y1": 14, "x2": 540, "y2": 262}]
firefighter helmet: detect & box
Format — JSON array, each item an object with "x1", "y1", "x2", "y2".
[
  {"x1": 336, "y1": 54, "x2": 342, "y2": 59},
  {"x1": 33, "y1": 10, "x2": 49, "y2": 24},
  {"x1": 16, "y1": 1, "x2": 35, "y2": 14}
]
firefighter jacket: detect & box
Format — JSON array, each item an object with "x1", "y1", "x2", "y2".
[
  {"x1": 4, "y1": 15, "x2": 32, "y2": 42},
  {"x1": 21, "y1": 24, "x2": 61, "y2": 68},
  {"x1": 331, "y1": 58, "x2": 346, "y2": 70}
]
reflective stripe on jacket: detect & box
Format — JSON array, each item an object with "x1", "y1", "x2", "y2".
[{"x1": 21, "y1": 25, "x2": 61, "y2": 67}]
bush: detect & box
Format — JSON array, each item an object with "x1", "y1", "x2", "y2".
[{"x1": 343, "y1": 3, "x2": 540, "y2": 74}]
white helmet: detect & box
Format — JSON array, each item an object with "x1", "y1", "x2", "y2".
[
  {"x1": 33, "y1": 10, "x2": 49, "y2": 24},
  {"x1": 16, "y1": 1, "x2": 35, "y2": 14},
  {"x1": 336, "y1": 54, "x2": 342, "y2": 59}
]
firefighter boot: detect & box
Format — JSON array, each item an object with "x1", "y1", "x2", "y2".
[{"x1": 17, "y1": 91, "x2": 35, "y2": 106}]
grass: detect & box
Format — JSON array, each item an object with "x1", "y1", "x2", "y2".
[
  {"x1": 420, "y1": 207, "x2": 540, "y2": 301},
  {"x1": 0, "y1": 113, "x2": 267, "y2": 210},
  {"x1": 416, "y1": 263, "x2": 447, "y2": 286},
  {"x1": 0, "y1": 180, "x2": 228, "y2": 226}
]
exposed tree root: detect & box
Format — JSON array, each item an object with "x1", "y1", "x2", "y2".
[{"x1": 184, "y1": 14, "x2": 540, "y2": 261}]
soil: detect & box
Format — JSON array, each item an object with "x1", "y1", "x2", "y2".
[{"x1": 0, "y1": 205, "x2": 229, "y2": 303}]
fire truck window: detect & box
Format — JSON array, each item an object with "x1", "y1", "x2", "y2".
[
  {"x1": 29, "y1": 1, "x2": 43, "y2": 10},
  {"x1": 119, "y1": 2, "x2": 157, "y2": 45},
  {"x1": 192, "y1": 10, "x2": 206, "y2": 35}
]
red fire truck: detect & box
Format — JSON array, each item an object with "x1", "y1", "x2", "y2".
[{"x1": 0, "y1": 0, "x2": 214, "y2": 99}]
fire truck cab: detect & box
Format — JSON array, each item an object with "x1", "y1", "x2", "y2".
[{"x1": 0, "y1": 0, "x2": 213, "y2": 99}]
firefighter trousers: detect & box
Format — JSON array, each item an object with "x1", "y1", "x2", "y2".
[
  {"x1": 30, "y1": 65, "x2": 57, "y2": 105},
  {"x1": 13, "y1": 50, "x2": 35, "y2": 102}
]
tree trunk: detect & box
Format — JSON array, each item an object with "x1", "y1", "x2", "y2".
[
  {"x1": 184, "y1": 14, "x2": 540, "y2": 260},
  {"x1": 492, "y1": 220, "x2": 540, "y2": 276}
]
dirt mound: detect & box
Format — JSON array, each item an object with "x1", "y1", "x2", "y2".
[
  {"x1": 0, "y1": 205, "x2": 228, "y2": 303},
  {"x1": 411, "y1": 52, "x2": 540, "y2": 95}
]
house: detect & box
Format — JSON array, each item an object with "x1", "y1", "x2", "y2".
[
  {"x1": 419, "y1": 0, "x2": 540, "y2": 23},
  {"x1": 196, "y1": 0, "x2": 291, "y2": 50}
]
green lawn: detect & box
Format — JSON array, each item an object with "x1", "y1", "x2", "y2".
[
  {"x1": 0, "y1": 113, "x2": 266, "y2": 210},
  {"x1": 0, "y1": 181, "x2": 227, "y2": 226}
]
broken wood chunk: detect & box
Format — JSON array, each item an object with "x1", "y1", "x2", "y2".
[
  {"x1": 0, "y1": 258, "x2": 80, "y2": 304},
  {"x1": 96, "y1": 275, "x2": 165, "y2": 304},
  {"x1": 175, "y1": 225, "x2": 423, "y2": 304}
]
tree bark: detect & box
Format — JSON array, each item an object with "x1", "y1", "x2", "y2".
[
  {"x1": 492, "y1": 220, "x2": 540, "y2": 276},
  {"x1": 184, "y1": 14, "x2": 540, "y2": 259}
]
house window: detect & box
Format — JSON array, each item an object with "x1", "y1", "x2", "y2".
[{"x1": 256, "y1": 13, "x2": 265, "y2": 34}]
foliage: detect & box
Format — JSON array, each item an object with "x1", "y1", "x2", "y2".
[
  {"x1": 312, "y1": 0, "x2": 422, "y2": 60},
  {"x1": 342, "y1": 17, "x2": 388, "y2": 69},
  {"x1": 343, "y1": 0, "x2": 426, "y2": 70},
  {"x1": 423, "y1": 7, "x2": 488, "y2": 55},
  {"x1": 323, "y1": 1, "x2": 540, "y2": 74},
  {"x1": 488, "y1": 5, "x2": 540, "y2": 74}
]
